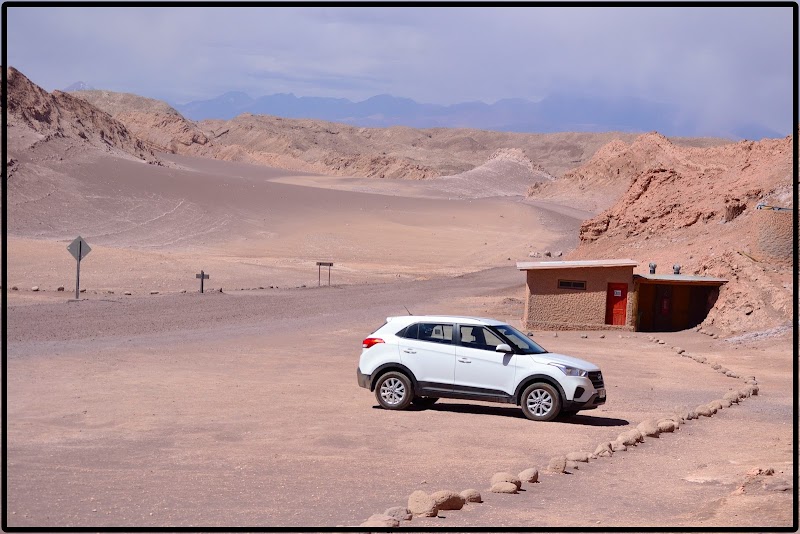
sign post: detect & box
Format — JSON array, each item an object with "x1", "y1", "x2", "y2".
[
  {"x1": 67, "y1": 236, "x2": 91, "y2": 299},
  {"x1": 196, "y1": 270, "x2": 209, "y2": 293},
  {"x1": 316, "y1": 262, "x2": 333, "y2": 286}
]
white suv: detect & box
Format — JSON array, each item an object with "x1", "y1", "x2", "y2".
[{"x1": 357, "y1": 315, "x2": 606, "y2": 422}]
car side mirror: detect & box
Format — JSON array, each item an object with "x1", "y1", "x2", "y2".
[{"x1": 496, "y1": 344, "x2": 513, "y2": 353}]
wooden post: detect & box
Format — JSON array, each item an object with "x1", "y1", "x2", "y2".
[
  {"x1": 316, "y1": 262, "x2": 333, "y2": 287},
  {"x1": 196, "y1": 270, "x2": 209, "y2": 293}
]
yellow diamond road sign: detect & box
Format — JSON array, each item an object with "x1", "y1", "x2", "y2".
[{"x1": 67, "y1": 236, "x2": 91, "y2": 261}]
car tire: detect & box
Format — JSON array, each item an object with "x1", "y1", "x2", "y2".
[
  {"x1": 375, "y1": 371, "x2": 414, "y2": 410},
  {"x1": 411, "y1": 396, "x2": 439, "y2": 408},
  {"x1": 520, "y1": 382, "x2": 561, "y2": 422}
]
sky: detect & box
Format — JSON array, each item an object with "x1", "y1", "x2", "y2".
[{"x1": 4, "y1": 5, "x2": 795, "y2": 137}]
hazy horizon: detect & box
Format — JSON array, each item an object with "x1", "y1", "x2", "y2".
[{"x1": 5, "y1": 5, "x2": 795, "y2": 138}]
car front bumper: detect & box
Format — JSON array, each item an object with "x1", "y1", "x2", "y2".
[{"x1": 563, "y1": 390, "x2": 606, "y2": 411}]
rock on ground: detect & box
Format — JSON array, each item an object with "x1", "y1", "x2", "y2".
[
  {"x1": 548, "y1": 456, "x2": 567, "y2": 473},
  {"x1": 610, "y1": 441, "x2": 627, "y2": 452},
  {"x1": 593, "y1": 442, "x2": 613, "y2": 457},
  {"x1": 407, "y1": 490, "x2": 438, "y2": 517},
  {"x1": 657, "y1": 420, "x2": 677, "y2": 433},
  {"x1": 696, "y1": 404, "x2": 713, "y2": 417},
  {"x1": 490, "y1": 482, "x2": 518, "y2": 494},
  {"x1": 724, "y1": 391, "x2": 740, "y2": 403},
  {"x1": 664, "y1": 415, "x2": 681, "y2": 427},
  {"x1": 460, "y1": 489, "x2": 482, "y2": 503},
  {"x1": 748, "y1": 384, "x2": 760, "y2": 396},
  {"x1": 383, "y1": 507, "x2": 412, "y2": 521},
  {"x1": 566, "y1": 451, "x2": 590, "y2": 462},
  {"x1": 490, "y1": 471, "x2": 521, "y2": 489},
  {"x1": 618, "y1": 428, "x2": 644, "y2": 446},
  {"x1": 637, "y1": 419, "x2": 661, "y2": 437},
  {"x1": 518, "y1": 467, "x2": 539, "y2": 483},
  {"x1": 430, "y1": 490, "x2": 465, "y2": 510},
  {"x1": 709, "y1": 399, "x2": 724, "y2": 411}
]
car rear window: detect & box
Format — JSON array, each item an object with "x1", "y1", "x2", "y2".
[
  {"x1": 398, "y1": 322, "x2": 454, "y2": 344},
  {"x1": 418, "y1": 323, "x2": 454, "y2": 344}
]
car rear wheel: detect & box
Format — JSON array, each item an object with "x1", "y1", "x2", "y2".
[
  {"x1": 375, "y1": 371, "x2": 414, "y2": 410},
  {"x1": 411, "y1": 396, "x2": 439, "y2": 408},
  {"x1": 520, "y1": 382, "x2": 561, "y2": 422}
]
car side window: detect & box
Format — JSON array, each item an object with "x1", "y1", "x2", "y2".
[
  {"x1": 418, "y1": 323, "x2": 454, "y2": 344},
  {"x1": 399, "y1": 323, "x2": 419, "y2": 339},
  {"x1": 459, "y1": 326, "x2": 505, "y2": 351}
]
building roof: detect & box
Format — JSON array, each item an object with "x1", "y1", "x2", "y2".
[
  {"x1": 634, "y1": 273, "x2": 728, "y2": 285},
  {"x1": 517, "y1": 259, "x2": 638, "y2": 270}
]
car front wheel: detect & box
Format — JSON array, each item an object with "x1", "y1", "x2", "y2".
[
  {"x1": 520, "y1": 382, "x2": 561, "y2": 422},
  {"x1": 375, "y1": 371, "x2": 414, "y2": 410}
]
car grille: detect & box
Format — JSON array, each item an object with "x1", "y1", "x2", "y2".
[{"x1": 588, "y1": 371, "x2": 604, "y2": 389}]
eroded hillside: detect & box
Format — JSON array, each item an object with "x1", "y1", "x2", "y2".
[
  {"x1": 6, "y1": 67, "x2": 154, "y2": 163},
  {"x1": 70, "y1": 90, "x2": 213, "y2": 155}
]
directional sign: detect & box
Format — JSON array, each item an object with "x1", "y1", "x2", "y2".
[
  {"x1": 196, "y1": 270, "x2": 209, "y2": 293},
  {"x1": 67, "y1": 236, "x2": 91, "y2": 300},
  {"x1": 67, "y1": 236, "x2": 91, "y2": 261}
]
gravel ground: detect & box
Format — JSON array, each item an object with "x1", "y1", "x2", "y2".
[{"x1": 6, "y1": 268, "x2": 794, "y2": 528}]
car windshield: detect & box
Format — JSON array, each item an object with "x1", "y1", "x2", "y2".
[{"x1": 491, "y1": 324, "x2": 548, "y2": 354}]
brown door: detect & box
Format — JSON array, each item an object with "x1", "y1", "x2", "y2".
[{"x1": 605, "y1": 283, "x2": 628, "y2": 326}]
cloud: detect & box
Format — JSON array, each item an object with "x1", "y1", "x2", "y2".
[{"x1": 5, "y1": 5, "x2": 793, "y2": 136}]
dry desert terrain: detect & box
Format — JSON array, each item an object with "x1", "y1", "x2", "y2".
[{"x1": 4, "y1": 66, "x2": 796, "y2": 528}]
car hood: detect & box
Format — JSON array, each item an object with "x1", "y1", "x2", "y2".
[{"x1": 530, "y1": 352, "x2": 601, "y2": 372}]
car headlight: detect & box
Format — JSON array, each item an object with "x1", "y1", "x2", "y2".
[{"x1": 549, "y1": 363, "x2": 588, "y2": 377}]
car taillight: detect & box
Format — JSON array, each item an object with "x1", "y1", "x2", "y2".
[{"x1": 362, "y1": 337, "x2": 385, "y2": 349}]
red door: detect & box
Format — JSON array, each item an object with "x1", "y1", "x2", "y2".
[{"x1": 605, "y1": 283, "x2": 628, "y2": 325}]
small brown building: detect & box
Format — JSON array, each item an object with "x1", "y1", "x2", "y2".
[{"x1": 517, "y1": 259, "x2": 727, "y2": 332}]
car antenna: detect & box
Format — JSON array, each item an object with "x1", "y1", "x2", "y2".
[{"x1": 403, "y1": 305, "x2": 413, "y2": 315}]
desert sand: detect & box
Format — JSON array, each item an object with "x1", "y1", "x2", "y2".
[{"x1": 4, "y1": 66, "x2": 795, "y2": 528}]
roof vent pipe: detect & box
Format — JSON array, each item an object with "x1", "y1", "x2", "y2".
[
  {"x1": 673, "y1": 264, "x2": 681, "y2": 275},
  {"x1": 649, "y1": 262, "x2": 657, "y2": 274}
]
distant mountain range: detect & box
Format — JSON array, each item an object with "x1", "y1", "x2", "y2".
[
  {"x1": 64, "y1": 81, "x2": 786, "y2": 140},
  {"x1": 170, "y1": 92, "x2": 785, "y2": 140}
]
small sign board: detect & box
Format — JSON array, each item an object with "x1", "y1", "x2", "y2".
[
  {"x1": 67, "y1": 236, "x2": 91, "y2": 261},
  {"x1": 316, "y1": 261, "x2": 334, "y2": 286},
  {"x1": 613, "y1": 290, "x2": 622, "y2": 297}
]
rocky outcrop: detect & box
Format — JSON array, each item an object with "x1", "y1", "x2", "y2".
[
  {"x1": 7, "y1": 67, "x2": 154, "y2": 162},
  {"x1": 71, "y1": 90, "x2": 211, "y2": 155}
]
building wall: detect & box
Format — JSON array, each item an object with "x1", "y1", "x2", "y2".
[{"x1": 523, "y1": 266, "x2": 635, "y2": 330}]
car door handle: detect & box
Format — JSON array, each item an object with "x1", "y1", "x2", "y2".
[
  {"x1": 457, "y1": 358, "x2": 471, "y2": 363},
  {"x1": 403, "y1": 349, "x2": 417, "y2": 354}
]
